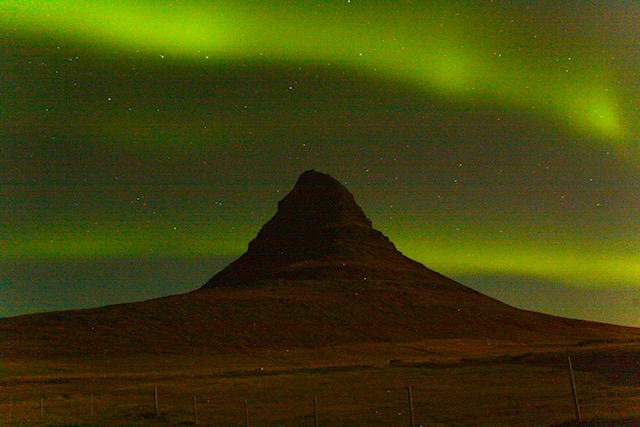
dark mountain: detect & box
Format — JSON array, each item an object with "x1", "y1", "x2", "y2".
[
  {"x1": 203, "y1": 170, "x2": 453, "y2": 287},
  {"x1": 1, "y1": 170, "x2": 638, "y2": 358}
]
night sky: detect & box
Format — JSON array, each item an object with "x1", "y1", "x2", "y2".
[{"x1": 2, "y1": 1, "x2": 639, "y2": 326}]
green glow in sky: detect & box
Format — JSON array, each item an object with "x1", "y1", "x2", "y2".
[
  {"x1": 3, "y1": 223, "x2": 251, "y2": 261},
  {"x1": 399, "y1": 236, "x2": 640, "y2": 289},
  {"x1": 4, "y1": 1, "x2": 239, "y2": 55},
  {"x1": 3, "y1": 1, "x2": 639, "y2": 324},
  {"x1": 2, "y1": 0, "x2": 629, "y2": 142},
  {"x1": 5, "y1": 220, "x2": 639, "y2": 290}
]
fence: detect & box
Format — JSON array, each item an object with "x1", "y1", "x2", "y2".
[
  {"x1": 6, "y1": 386, "x2": 416, "y2": 426},
  {"x1": 2, "y1": 358, "x2": 588, "y2": 426}
]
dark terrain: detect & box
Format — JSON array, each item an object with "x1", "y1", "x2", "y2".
[
  {"x1": 2, "y1": 170, "x2": 637, "y2": 358},
  {"x1": 1, "y1": 170, "x2": 639, "y2": 425}
]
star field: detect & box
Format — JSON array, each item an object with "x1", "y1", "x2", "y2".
[{"x1": 1, "y1": 1, "x2": 639, "y2": 325}]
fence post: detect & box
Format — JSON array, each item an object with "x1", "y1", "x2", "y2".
[
  {"x1": 40, "y1": 397, "x2": 44, "y2": 419},
  {"x1": 154, "y1": 387, "x2": 159, "y2": 418},
  {"x1": 193, "y1": 395, "x2": 198, "y2": 425},
  {"x1": 8, "y1": 396, "x2": 12, "y2": 422},
  {"x1": 244, "y1": 399, "x2": 249, "y2": 427},
  {"x1": 407, "y1": 386, "x2": 415, "y2": 427},
  {"x1": 567, "y1": 356, "x2": 581, "y2": 421},
  {"x1": 90, "y1": 393, "x2": 94, "y2": 418},
  {"x1": 314, "y1": 396, "x2": 318, "y2": 427}
]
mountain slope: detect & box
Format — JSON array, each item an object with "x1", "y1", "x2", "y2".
[
  {"x1": 203, "y1": 170, "x2": 445, "y2": 287},
  {"x1": 1, "y1": 170, "x2": 638, "y2": 358}
]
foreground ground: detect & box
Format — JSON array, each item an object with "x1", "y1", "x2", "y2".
[{"x1": 2, "y1": 337, "x2": 640, "y2": 426}]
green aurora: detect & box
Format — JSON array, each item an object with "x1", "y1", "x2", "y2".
[
  {"x1": 4, "y1": 0, "x2": 634, "y2": 140},
  {"x1": 2, "y1": 1, "x2": 639, "y2": 325}
]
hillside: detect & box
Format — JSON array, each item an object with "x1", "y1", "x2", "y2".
[{"x1": 1, "y1": 170, "x2": 638, "y2": 359}]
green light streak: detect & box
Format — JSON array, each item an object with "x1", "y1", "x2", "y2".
[
  {"x1": 3, "y1": 0, "x2": 240, "y2": 56},
  {"x1": 2, "y1": 0, "x2": 630, "y2": 142},
  {"x1": 9, "y1": 225, "x2": 638, "y2": 288},
  {"x1": 2, "y1": 226, "x2": 249, "y2": 261},
  {"x1": 398, "y1": 237, "x2": 640, "y2": 289}
]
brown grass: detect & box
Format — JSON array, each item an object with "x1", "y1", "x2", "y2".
[
  {"x1": 3, "y1": 338, "x2": 640, "y2": 426},
  {"x1": 3, "y1": 280, "x2": 638, "y2": 360},
  {"x1": 2, "y1": 277, "x2": 640, "y2": 425}
]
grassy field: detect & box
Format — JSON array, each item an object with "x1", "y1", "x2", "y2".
[{"x1": 2, "y1": 338, "x2": 640, "y2": 426}]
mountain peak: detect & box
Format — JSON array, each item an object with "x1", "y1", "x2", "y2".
[
  {"x1": 202, "y1": 170, "x2": 440, "y2": 288},
  {"x1": 274, "y1": 169, "x2": 372, "y2": 230}
]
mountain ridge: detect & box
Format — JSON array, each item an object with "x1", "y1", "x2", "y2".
[
  {"x1": 1, "y1": 170, "x2": 638, "y2": 358},
  {"x1": 203, "y1": 170, "x2": 457, "y2": 288}
]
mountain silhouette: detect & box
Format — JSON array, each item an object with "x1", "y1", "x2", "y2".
[
  {"x1": 1, "y1": 170, "x2": 638, "y2": 358},
  {"x1": 203, "y1": 170, "x2": 451, "y2": 287}
]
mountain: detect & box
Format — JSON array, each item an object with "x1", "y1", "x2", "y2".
[
  {"x1": 1, "y1": 170, "x2": 638, "y2": 358},
  {"x1": 203, "y1": 170, "x2": 454, "y2": 287}
]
